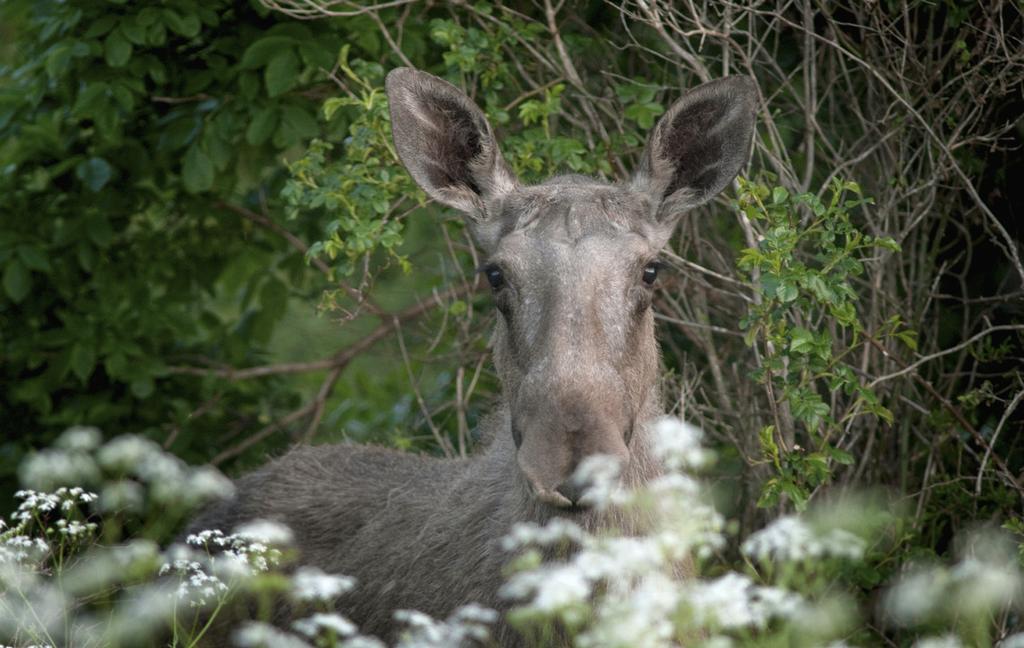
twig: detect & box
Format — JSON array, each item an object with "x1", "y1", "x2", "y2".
[{"x1": 868, "y1": 325, "x2": 1024, "y2": 387}]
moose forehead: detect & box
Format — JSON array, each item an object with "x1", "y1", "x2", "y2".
[{"x1": 491, "y1": 176, "x2": 661, "y2": 249}]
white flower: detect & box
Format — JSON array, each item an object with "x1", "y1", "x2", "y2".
[
  {"x1": 234, "y1": 519, "x2": 294, "y2": 546},
  {"x1": 573, "y1": 454, "x2": 624, "y2": 508},
  {"x1": 501, "y1": 519, "x2": 585, "y2": 551},
  {"x1": 189, "y1": 466, "x2": 235, "y2": 502},
  {"x1": 292, "y1": 612, "x2": 358, "y2": 638},
  {"x1": 882, "y1": 565, "x2": 948, "y2": 626},
  {"x1": 13, "y1": 488, "x2": 97, "y2": 523},
  {"x1": 913, "y1": 635, "x2": 964, "y2": 648},
  {"x1": 650, "y1": 417, "x2": 713, "y2": 470},
  {"x1": 234, "y1": 621, "x2": 314, "y2": 648},
  {"x1": 18, "y1": 450, "x2": 100, "y2": 491},
  {"x1": 393, "y1": 604, "x2": 496, "y2": 647},
  {"x1": 0, "y1": 535, "x2": 49, "y2": 564},
  {"x1": 99, "y1": 480, "x2": 145, "y2": 513},
  {"x1": 741, "y1": 515, "x2": 865, "y2": 563},
  {"x1": 684, "y1": 573, "x2": 803, "y2": 630},
  {"x1": 577, "y1": 574, "x2": 679, "y2": 648},
  {"x1": 97, "y1": 435, "x2": 160, "y2": 473},
  {"x1": 55, "y1": 426, "x2": 103, "y2": 452},
  {"x1": 339, "y1": 637, "x2": 386, "y2": 648},
  {"x1": 949, "y1": 556, "x2": 1022, "y2": 613},
  {"x1": 502, "y1": 564, "x2": 590, "y2": 612},
  {"x1": 291, "y1": 566, "x2": 355, "y2": 602},
  {"x1": 54, "y1": 518, "x2": 97, "y2": 539},
  {"x1": 999, "y1": 633, "x2": 1024, "y2": 648}
]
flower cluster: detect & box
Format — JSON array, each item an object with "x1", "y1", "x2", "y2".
[
  {"x1": 292, "y1": 565, "x2": 356, "y2": 602},
  {"x1": 159, "y1": 555, "x2": 229, "y2": 607},
  {"x1": 684, "y1": 572, "x2": 803, "y2": 630},
  {"x1": 740, "y1": 515, "x2": 866, "y2": 563},
  {"x1": 884, "y1": 536, "x2": 1023, "y2": 628},
  {"x1": 393, "y1": 604, "x2": 497, "y2": 648},
  {"x1": 0, "y1": 535, "x2": 50, "y2": 565},
  {"x1": 11, "y1": 488, "x2": 97, "y2": 524},
  {"x1": 500, "y1": 418, "x2": 820, "y2": 646}
]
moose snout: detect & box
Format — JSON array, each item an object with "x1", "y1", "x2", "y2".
[
  {"x1": 555, "y1": 473, "x2": 592, "y2": 507},
  {"x1": 516, "y1": 422, "x2": 630, "y2": 509}
]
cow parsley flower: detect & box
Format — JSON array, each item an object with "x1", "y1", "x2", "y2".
[
  {"x1": 55, "y1": 426, "x2": 103, "y2": 452},
  {"x1": 393, "y1": 604, "x2": 497, "y2": 647},
  {"x1": 1000, "y1": 633, "x2": 1024, "y2": 648},
  {"x1": 234, "y1": 621, "x2": 314, "y2": 648},
  {"x1": 501, "y1": 563, "x2": 591, "y2": 617},
  {"x1": 882, "y1": 565, "x2": 947, "y2": 625},
  {"x1": 650, "y1": 417, "x2": 714, "y2": 470},
  {"x1": 501, "y1": 518, "x2": 586, "y2": 551},
  {"x1": 293, "y1": 612, "x2": 358, "y2": 638},
  {"x1": 184, "y1": 528, "x2": 283, "y2": 576},
  {"x1": 913, "y1": 635, "x2": 964, "y2": 648},
  {"x1": 0, "y1": 535, "x2": 49, "y2": 564},
  {"x1": 54, "y1": 518, "x2": 97, "y2": 539},
  {"x1": 12, "y1": 488, "x2": 97, "y2": 523},
  {"x1": 234, "y1": 519, "x2": 294, "y2": 546},
  {"x1": 159, "y1": 556, "x2": 228, "y2": 607},
  {"x1": 18, "y1": 450, "x2": 100, "y2": 491},
  {"x1": 291, "y1": 566, "x2": 356, "y2": 602},
  {"x1": 572, "y1": 454, "x2": 624, "y2": 509},
  {"x1": 741, "y1": 515, "x2": 865, "y2": 563},
  {"x1": 577, "y1": 573, "x2": 679, "y2": 648},
  {"x1": 683, "y1": 573, "x2": 803, "y2": 630}
]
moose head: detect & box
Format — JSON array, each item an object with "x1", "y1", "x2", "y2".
[{"x1": 386, "y1": 68, "x2": 756, "y2": 508}]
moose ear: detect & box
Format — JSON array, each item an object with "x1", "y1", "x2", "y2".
[
  {"x1": 386, "y1": 68, "x2": 518, "y2": 217},
  {"x1": 632, "y1": 76, "x2": 757, "y2": 219}
]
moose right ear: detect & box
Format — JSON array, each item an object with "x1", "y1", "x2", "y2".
[
  {"x1": 386, "y1": 68, "x2": 518, "y2": 218},
  {"x1": 632, "y1": 76, "x2": 758, "y2": 221}
]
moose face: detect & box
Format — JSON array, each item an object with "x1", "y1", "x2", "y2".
[{"x1": 386, "y1": 68, "x2": 756, "y2": 508}]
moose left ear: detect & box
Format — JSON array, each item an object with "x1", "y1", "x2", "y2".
[{"x1": 632, "y1": 76, "x2": 758, "y2": 219}]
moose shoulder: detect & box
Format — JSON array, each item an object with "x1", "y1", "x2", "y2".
[{"x1": 187, "y1": 68, "x2": 757, "y2": 645}]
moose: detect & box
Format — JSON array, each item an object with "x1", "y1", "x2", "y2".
[{"x1": 188, "y1": 67, "x2": 756, "y2": 644}]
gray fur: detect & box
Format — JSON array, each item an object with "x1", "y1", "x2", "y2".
[{"x1": 188, "y1": 68, "x2": 756, "y2": 645}]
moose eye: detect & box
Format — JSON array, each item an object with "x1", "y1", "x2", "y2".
[
  {"x1": 482, "y1": 264, "x2": 505, "y2": 290},
  {"x1": 642, "y1": 262, "x2": 660, "y2": 285}
]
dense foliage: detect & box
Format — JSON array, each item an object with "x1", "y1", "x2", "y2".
[{"x1": 2, "y1": 0, "x2": 1022, "y2": 645}]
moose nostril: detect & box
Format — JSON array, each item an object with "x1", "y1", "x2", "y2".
[{"x1": 555, "y1": 478, "x2": 591, "y2": 508}]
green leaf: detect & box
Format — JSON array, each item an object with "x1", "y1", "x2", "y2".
[
  {"x1": 17, "y1": 246, "x2": 51, "y2": 272},
  {"x1": 75, "y1": 157, "x2": 114, "y2": 192},
  {"x1": 772, "y1": 186, "x2": 789, "y2": 204},
  {"x1": 276, "y1": 105, "x2": 318, "y2": 145},
  {"x1": 896, "y1": 329, "x2": 918, "y2": 351},
  {"x1": 183, "y1": 145, "x2": 214, "y2": 193},
  {"x1": 241, "y1": 36, "x2": 297, "y2": 69},
  {"x1": 789, "y1": 327, "x2": 816, "y2": 354},
  {"x1": 265, "y1": 50, "x2": 299, "y2": 97},
  {"x1": 130, "y1": 377, "x2": 155, "y2": 399},
  {"x1": 3, "y1": 260, "x2": 31, "y2": 302},
  {"x1": 756, "y1": 478, "x2": 781, "y2": 508},
  {"x1": 162, "y1": 9, "x2": 201, "y2": 38},
  {"x1": 246, "y1": 107, "x2": 278, "y2": 145},
  {"x1": 259, "y1": 277, "x2": 288, "y2": 319},
  {"x1": 83, "y1": 16, "x2": 117, "y2": 38},
  {"x1": 777, "y1": 282, "x2": 798, "y2": 302},
  {"x1": 86, "y1": 216, "x2": 114, "y2": 248},
  {"x1": 827, "y1": 445, "x2": 855, "y2": 465},
  {"x1": 780, "y1": 479, "x2": 810, "y2": 511},
  {"x1": 104, "y1": 30, "x2": 132, "y2": 67},
  {"x1": 70, "y1": 343, "x2": 96, "y2": 382},
  {"x1": 120, "y1": 17, "x2": 147, "y2": 44}
]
